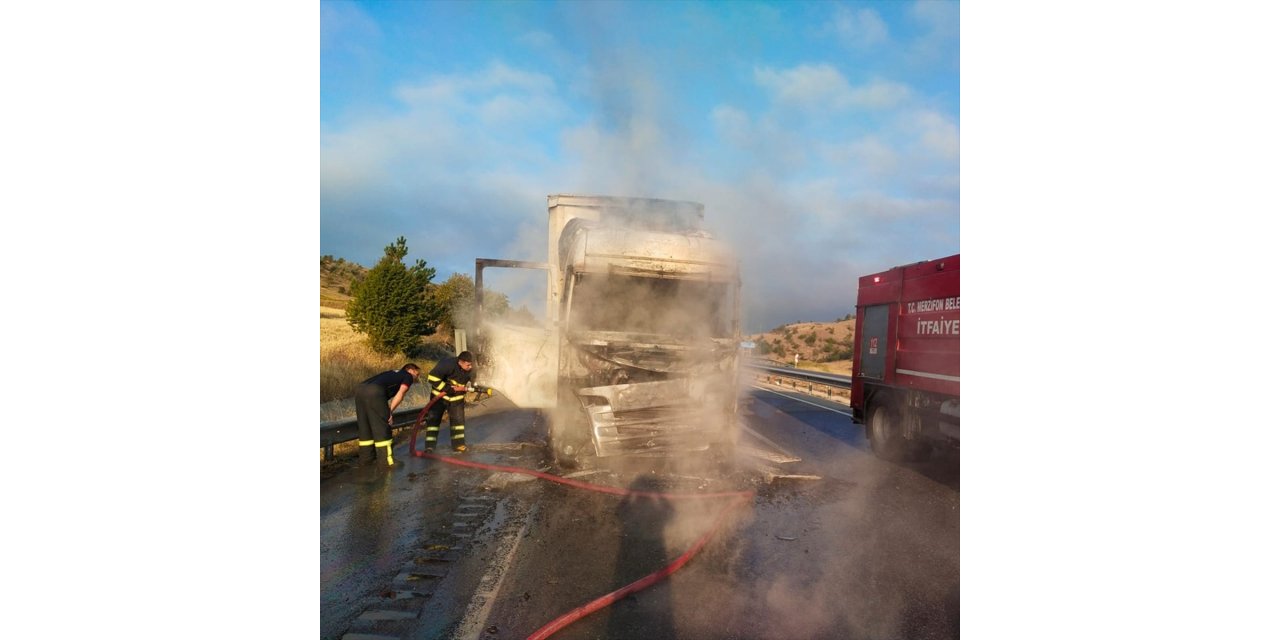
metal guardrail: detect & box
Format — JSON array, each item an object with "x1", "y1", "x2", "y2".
[
  {"x1": 320, "y1": 362, "x2": 854, "y2": 460},
  {"x1": 751, "y1": 362, "x2": 852, "y2": 386},
  {"x1": 750, "y1": 363, "x2": 852, "y2": 402},
  {"x1": 320, "y1": 406, "x2": 430, "y2": 462}
]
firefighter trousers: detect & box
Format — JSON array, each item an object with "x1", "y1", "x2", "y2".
[
  {"x1": 354, "y1": 383, "x2": 395, "y2": 465},
  {"x1": 423, "y1": 399, "x2": 466, "y2": 450}
]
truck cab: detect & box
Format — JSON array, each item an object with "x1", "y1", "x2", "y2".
[{"x1": 475, "y1": 195, "x2": 742, "y2": 466}]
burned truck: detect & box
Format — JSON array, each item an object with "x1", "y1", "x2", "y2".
[{"x1": 474, "y1": 194, "x2": 742, "y2": 467}]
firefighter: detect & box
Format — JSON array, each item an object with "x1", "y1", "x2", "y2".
[
  {"x1": 422, "y1": 350, "x2": 489, "y2": 453},
  {"x1": 354, "y1": 363, "x2": 421, "y2": 467}
]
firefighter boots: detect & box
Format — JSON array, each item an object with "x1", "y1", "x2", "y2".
[{"x1": 357, "y1": 441, "x2": 376, "y2": 466}]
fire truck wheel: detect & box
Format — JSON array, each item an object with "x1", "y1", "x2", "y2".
[{"x1": 867, "y1": 398, "x2": 929, "y2": 462}]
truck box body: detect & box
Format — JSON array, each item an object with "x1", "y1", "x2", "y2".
[
  {"x1": 851, "y1": 254, "x2": 959, "y2": 458},
  {"x1": 477, "y1": 195, "x2": 742, "y2": 464}
]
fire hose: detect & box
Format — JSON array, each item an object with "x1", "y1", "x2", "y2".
[{"x1": 404, "y1": 389, "x2": 754, "y2": 639}]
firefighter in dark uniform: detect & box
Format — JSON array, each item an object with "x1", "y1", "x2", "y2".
[
  {"x1": 422, "y1": 351, "x2": 490, "y2": 452},
  {"x1": 354, "y1": 363, "x2": 421, "y2": 467}
]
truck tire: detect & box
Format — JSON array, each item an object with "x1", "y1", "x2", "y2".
[
  {"x1": 866, "y1": 397, "x2": 930, "y2": 462},
  {"x1": 549, "y1": 416, "x2": 585, "y2": 469},
  {"x1": 550, "y1": 385, "x2": 593, "y2": 469}
]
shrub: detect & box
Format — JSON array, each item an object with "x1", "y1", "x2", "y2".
[
  {"x1": 346, "y1": 236, "x2": 446, "y2": 356},
  {"x1": 430, "y1": 272, "x2": 515, "y2": 336}
]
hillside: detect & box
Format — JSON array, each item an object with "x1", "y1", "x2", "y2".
[
  {"x1": 747, "y1": 318, "x2": 856, "y2": 375},
  {"x1": 320, "y1": 256, "x2": 366, "y2": 309}
]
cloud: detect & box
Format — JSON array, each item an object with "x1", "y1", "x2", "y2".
[
  {"x1": 909, "y1": 109, "x2": 960, "y2": 160},
  {"x1": 754, "y1": 64, "x2": 846, "y2": 107},
  {"x1": 912, "y1": 0, "x2": 960, "y2": 38},
  {"x1": 696, "y1": 61, "x2": 955, "y2": 329},
  {"x1": 320, "y1": 2, "x2": 381, "y2": 55},
  {"x1": 394, "y1": 62, "x2": 561, "y2": 125},
  {"x1": 831, "y1": 6, "x2": 889, "y2": 48},
  {"x1": 906, "y1": 0, "x2": 960, "y2": 67},
  {"x1": 517, "y1": 30, "x2": 555, "y2": 50},
  {"x1": 320, "y1": 62, "x2": 571, "y2": 272},
  {"x1": 675, "y1": 169, "x2": 957, "y2": 330},
  {"x1": 710, "y1": 105, "x2": 751, "y2": 143},
  {"x1": 325, "y1": 62, "x2": 566, "y2": 173},
  {"x1": 851, "y1": 78, "x2": 913, "y2": 109},
  {"x1": 822, "y1": 136, "x2": 901, "y2": 182},
  {"x1": 754, "y1": 64, "x2": 910, "y2": 111},
  {"x1": 709, "y1": 105, "x2": 808, "y2": 176}
]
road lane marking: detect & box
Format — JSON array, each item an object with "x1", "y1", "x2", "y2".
[
  {"x1": 751, "y1": 384, "x2": 853, "y2": 417},
  {"x1": 452, "y1": 502, "x2": 537, "y2": 640},
  {"x1": 739, "y1": 423, "x2": 800, "y2": 464}
]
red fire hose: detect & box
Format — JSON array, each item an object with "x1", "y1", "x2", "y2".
[
  {"x1": 407, "y1": 389, "x2": 447, "y2": 452},
  {"x1": 524, "y1": 493, "x2": 750, "y2": 640},
  {"x1": 403, "y1": 392, "x2": 753, "y2": 639}
]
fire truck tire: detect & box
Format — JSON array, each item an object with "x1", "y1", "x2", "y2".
[{"x1": 867, "y1": 397, "x2": 929, "y2": 462}]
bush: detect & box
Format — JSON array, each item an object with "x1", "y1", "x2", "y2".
[
  {"x1": 430, "y1": 272, "x2": 515, "y2": 336},
  {"x1": 346, "y1": 236, "x2": 446, "y2": 356},
  {"x1": 828, "y1": 346, "x2": 853, "y2": 362}
]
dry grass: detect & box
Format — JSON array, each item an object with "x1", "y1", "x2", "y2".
[
  {"x1": 319, "y1": 307, "x2": 440, "y2": 420},
  {"x1": 320, "y1": 262, "x2": 446, "y2": 422}
]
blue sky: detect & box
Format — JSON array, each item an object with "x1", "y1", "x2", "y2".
[{"x1": 320, "y1": 0, "x2": 959, "y2": 332}]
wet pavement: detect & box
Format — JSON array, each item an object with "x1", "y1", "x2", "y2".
[{"x1": 321, "y1": 388, "x2": 959, "y2": 640}]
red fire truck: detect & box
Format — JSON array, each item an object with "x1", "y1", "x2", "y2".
[{"x1": 850, "y1": 254, "x2": 959, "y2": 461}]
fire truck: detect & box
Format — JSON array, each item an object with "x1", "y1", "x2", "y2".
[{"x1": 850, "y1": 254, "x2": 959, "y2": 461}]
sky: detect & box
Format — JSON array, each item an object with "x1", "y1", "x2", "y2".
[{"x1": 320, "y1": 0, "x2": 959, "y2": 332}]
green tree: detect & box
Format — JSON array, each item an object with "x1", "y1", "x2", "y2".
[
  {"x1": 431, "y1": 273, "x2": 514, "y2": 336},
  {"x1": 345, "y1": 237, "x2": 444, "y2": 356},
  {"x1": 432, "y1": 273, "x2": 474, "y2": 336}
]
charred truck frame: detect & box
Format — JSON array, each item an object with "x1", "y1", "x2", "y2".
[
  {"x1": 474, "y1": 195, "x2": 742, "y2": 467},
  {"x1": 851, "y1": 254, "x2": 960, "y2": 461}
]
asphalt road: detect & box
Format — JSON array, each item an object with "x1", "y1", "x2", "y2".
[{"x1": 320, "y1": 385, "x2": 959, "y2": 640}]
